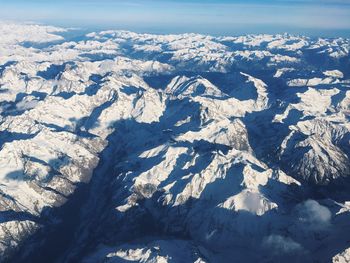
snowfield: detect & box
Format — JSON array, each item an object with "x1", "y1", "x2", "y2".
[{"x1": 0, "y1": 22, "x2": 349, "y2": 263}]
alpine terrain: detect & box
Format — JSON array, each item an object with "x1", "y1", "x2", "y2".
[{"x1": 0, "y1": 22, "x2": 349, "y2": 262}]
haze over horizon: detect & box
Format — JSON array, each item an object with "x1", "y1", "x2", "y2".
[{"x1": 1, "y1": 0, "x2": 350, "y2": 37}]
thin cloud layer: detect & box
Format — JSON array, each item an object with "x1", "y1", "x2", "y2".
[
  {"x1": 262, "y1": 235, "x2": 304, "y2": 255},
  {"x1": 296, "y1": 199, "x2": 332, "y2": 230}
]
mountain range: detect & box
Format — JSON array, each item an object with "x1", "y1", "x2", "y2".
[{"x1": 0, "y1": 22, "x2": 349, "y2": 262}]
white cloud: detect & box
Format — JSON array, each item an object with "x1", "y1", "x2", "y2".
[
  {"x1": 0, "y1": 22, "x2": 66, "y2": 45},
  {"x1": 262, "y1": 234, "x2": 304, "y2": 255},
  {"x1": 295, "y1": 199, "x2": 332, "y2": 230}
]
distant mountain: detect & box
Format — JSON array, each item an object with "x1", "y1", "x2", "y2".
[{"x1": 0, "y1": 22, "x2": 349, "y2": 263}]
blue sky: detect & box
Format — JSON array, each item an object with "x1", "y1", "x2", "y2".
[{"x1": 1, "y1": 0, "x2": 350, "y2": 37}]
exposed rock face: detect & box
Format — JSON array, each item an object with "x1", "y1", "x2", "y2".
[{"x1": 0, "y1": 22, "x2": 349, "y2": 262}]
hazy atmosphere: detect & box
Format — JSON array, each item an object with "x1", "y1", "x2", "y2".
[{"x1": 1, "y1": 0, "x2": 350, "y2": 36}]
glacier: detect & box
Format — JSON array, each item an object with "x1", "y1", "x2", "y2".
[{"x1": 0, "y1": 22, "x2": 349, "y2": 262}]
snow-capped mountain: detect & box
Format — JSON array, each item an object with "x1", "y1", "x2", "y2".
[{"x1": 0, "y1": 22, "x2": 349, "y2": 263}]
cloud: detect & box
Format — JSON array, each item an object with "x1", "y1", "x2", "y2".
[
  {"x1": 262, "y1": 235, "x2": 304, "y2": 255},
  {"x1": 295, "y1": 199, "x2": 332, "y2": 230}
]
